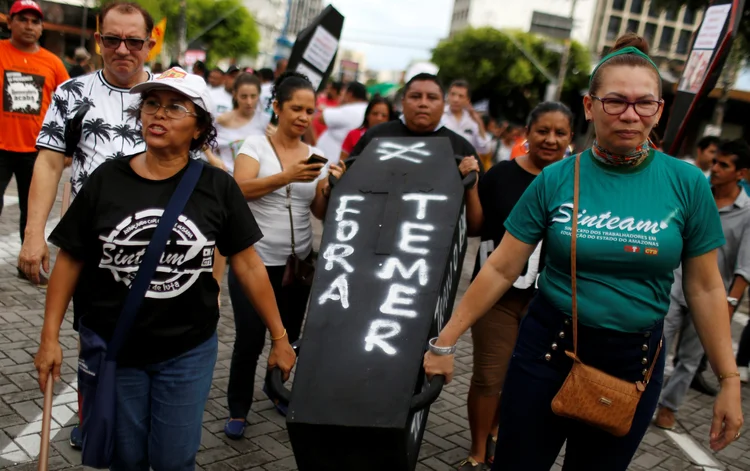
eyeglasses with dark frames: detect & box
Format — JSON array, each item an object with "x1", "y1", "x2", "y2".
[
  {"x1": 99, "y1": 35, "x2": 148, "y2": 51},
  {"x1": 140, "y1": 100, "x2": 198, "y2": 120},
  {"x1": 590, "y1": 96, "x2": 663, "y2": 118}
]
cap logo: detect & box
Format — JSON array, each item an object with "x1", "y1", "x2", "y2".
[{"x1": 159, "y1": 68, "x2": 187, "y2": 80}]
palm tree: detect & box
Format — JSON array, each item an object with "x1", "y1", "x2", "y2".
[
  {"x1": 110, "y1": 151, "x2": 126, "y2": 160},
  {"x1": 72, "y1": 97, "x2": 95, "y2": 114},
  {"x1": 73, "y1": 169, "x2": 89, "y2": 194},
  {"x1": 125, "y1": 103, "x2": 140, "y2": 123},
  {"x1": 59, "y1": 80, "x2": 84, "y2": 101},
  {"x1": 111, "y1": 124, "x2": 141, "y2": 152},
  {"x1": 83, "y1": 118, "x2": 112, "y2": 153},
  {"x1": 38, "y1": 121, "x2": 64, "y2": 145},
  {"x1": 52, "y1": 95, "x2": 68, "y2": 119},
  {"x1": 73, "y1": 146, "x2": 87, "y2": 169}
]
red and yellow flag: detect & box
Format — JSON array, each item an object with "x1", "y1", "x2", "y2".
[{"x1": 148, "y1": 18, "x2": 167, "y2": 62}]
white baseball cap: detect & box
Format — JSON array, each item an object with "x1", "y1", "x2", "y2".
[{"x1": 130, "y1": 67, "x2": 214, "y2": 114}]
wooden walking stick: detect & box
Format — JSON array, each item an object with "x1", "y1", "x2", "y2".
[
  {"x1": 38, "y1": 181, "x2": 73, "y2": 470},
  {"x1": 38, "y1": 373, "x2": 53, "y2": 471}
]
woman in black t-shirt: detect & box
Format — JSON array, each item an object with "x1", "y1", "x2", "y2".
[
  {"x1": 458, "y1": 102, "x2": 574, "y2": 471},
  {"x1": 33, "y1": 68, "x2": 296, "y2": 469}
]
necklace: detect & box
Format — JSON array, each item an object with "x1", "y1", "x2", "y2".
[{"x1": 592, "y1": 140, "x2": 650, "y2": 167}]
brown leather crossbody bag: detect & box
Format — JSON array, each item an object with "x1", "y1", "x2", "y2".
[{"x1": 550, "y1": 154, "x2": 662, "y2": 437}]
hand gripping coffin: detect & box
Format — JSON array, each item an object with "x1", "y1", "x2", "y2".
[{"x1": 267, "y1": 137, "x2": 475, "y2": 471}]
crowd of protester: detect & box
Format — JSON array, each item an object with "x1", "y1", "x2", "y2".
[{"x1": 0, "y1": 1, "x2": 745, "y2": 469}]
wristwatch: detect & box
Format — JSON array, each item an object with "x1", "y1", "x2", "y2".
[
  {"x1": 428, "y1": 337, "x2": 457, "y2": 356},
  {"x1": 727, "y1": 296, "x2": 739, "y2": 307}
]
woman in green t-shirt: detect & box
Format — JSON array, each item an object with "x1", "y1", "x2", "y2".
[{"x1": 424, "y1": 34, "x2": 743, "y2": 470}]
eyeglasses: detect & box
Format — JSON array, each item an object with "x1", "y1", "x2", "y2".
[
  {"x1": 590, "y1": 96, "x2": 663, "y2": 117},
  {"x1": 141, "y1": 100, "x2": 198, "y2": 120},
  {"x1": 99, "y1": 35, "x2": 148, "y2": 51}
]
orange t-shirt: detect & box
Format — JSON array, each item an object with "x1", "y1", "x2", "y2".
[
  {"x1": 510, "y1": 139, "x2": 527, "y2": 159},
  {"x1": 0, "y1": 41, "x2": 69, "y2": 153}
]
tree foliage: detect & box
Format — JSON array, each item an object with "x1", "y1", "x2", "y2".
[
  {"x1": 431, "y1": 28, "x2": 590, "y2": 120},
  {"x1": 99, "y1": 0, "x2": 259, "y2": 65}
]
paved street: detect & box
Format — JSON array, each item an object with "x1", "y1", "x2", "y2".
[{"x1": 0, "y1": 174, "x2": 748, "y2": 471}]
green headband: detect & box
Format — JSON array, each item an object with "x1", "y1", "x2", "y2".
[{"x1": 589, "y1": 46, "x2": 660, "y2": 88}]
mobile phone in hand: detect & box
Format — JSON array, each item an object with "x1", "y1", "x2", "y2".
[{"x1": 307, "y1": 154, "x2": 328, "y2": 165}]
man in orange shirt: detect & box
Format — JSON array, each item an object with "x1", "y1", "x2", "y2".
[{"x1": 0, "y1": 0, "x2": 68, "y2": 252}]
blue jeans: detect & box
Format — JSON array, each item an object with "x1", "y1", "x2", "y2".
[
  {"x1": 111, "y1": 332, "x2": 218, "y2": 471},
  {"x1": 492, "y1": 295, "x2": 665, "y2": 471}
]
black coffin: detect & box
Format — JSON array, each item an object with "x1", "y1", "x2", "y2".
[{"x1": 271, "y1": 137, "x2": 471, "y2": 471}]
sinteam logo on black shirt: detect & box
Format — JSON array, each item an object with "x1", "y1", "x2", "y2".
[{"x1": 98, "y1": 209, "x2": 216, "y2": 298}]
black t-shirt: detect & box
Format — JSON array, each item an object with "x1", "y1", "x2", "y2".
[
  {"x1": 50, "y1": 155, "x2": 262, "y2": 366},
  {"x1": 350, "y1": 120, "x2": 482, "y2": 172},
  {"x1": 472, "y1": 159, "x2": 544, "y2": 290}
]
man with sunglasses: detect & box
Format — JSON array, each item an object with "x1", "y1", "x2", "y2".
[
  {"x1": 21, "y1": 1, "x2": 155, "y2": 286},
  {"x1": 18, "y1": 0, "x2": 154, "y2": 450},
  {"x1": 0, "y1": 1, "x2": 68, "y2": 254}
]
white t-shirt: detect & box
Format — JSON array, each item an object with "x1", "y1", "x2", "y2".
[
  {"x1": 37, "y1": 70, "x2": 152, "y2": 199},
  {"x1": 213, "y1": 113, "x2": 270, "y2": 173},
  {"x1": 316, "y1": 101, "x2": 368, "y2": 165},
  {"x1": 209, "y1": 86, "x2": 233, "y2": 116},
  {"x1": 441, "y1": 108, "x2": 492, "y2": 154},
  {"x1": 259, "y1": 82, "x2": 273, "y2": 115},
  {"x1": 236, "y1": 136, "x2": 327, "y2": 266}
]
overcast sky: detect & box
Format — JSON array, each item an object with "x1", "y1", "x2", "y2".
[{"x1": 329, "y1": 0, "x2": 454, "y2": 71}]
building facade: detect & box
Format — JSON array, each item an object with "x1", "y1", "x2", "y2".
[
  {"x1": 243, "y1": 0, "x2": 287, "y2": 69},
  {"x1": 287, "y1": 0, "x2": 323, "y2": 38},
  {"x1": 449, "y1": 0, "x2": 596, "y2": 44},
  {"x1": 589, "y1": 0, "x2": 703, "y2": 66}
]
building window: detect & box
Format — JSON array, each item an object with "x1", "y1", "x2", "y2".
[
  {"x1": 683, "y1": 8, "x2": 696, "y2": 24},
  {"x1": 631, "y1": 0, "x2": 644, "y2": 14},
  {"x1": 644, "y1": 23, "x2": 657, "y2": 44},
  {"x1": 659, "y1": 26, "x2": 675, "y2": 51},
  {"x1": 648, "y1": 2, "x2": 660, "y2": 18},
  {"x1": 676, "y1": 29, "x2": 691, "y2": 54},
  {"x1": 665, "y1": 8, "x2": 678, "y2": 21},
  {"x1": 607, "y1": 16, "x2": 622, "y2": 40},
  {"x1": 627, "y1": 19, "x2": 640, "y2": 34},
  {"x1": 612, "y1": 0, "x2": 625, "y2": 11}
]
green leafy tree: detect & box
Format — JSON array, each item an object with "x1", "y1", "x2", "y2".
[
  {"x1": 432, "y1": 28, "x2": 590, "y2": 120},
  {"x1": 99, "y1": 0, "x2": 260, "y2": 65}
]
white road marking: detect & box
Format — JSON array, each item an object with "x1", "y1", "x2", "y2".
[
  {"x1": 3, "y1": 195, "x2": 18, "y2": 208},
  {"x1": 0, "y1": 383, "x2": 77, "y2": 460},
  {"x1": 664, "y1": 430, "x2": 722, "y2": 468}
]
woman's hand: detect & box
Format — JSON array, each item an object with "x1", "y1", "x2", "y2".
[
  {"x1": 709, "y1": 379, "x2": 744, "y2": 451},
  {"x1": 329, "y1": 162, "x2": 346, "y2": 180},
  {"x1": 283, "y1": 160, "x2": 324, "y2": 184},
  {"x1": 268, "y1": 337, "x2": 297, "y2": 381},
  {"x1": 423, "y1": 351, "x2": 455, "y2": 384},
  {"x1": 34, "y1": 339, "x2": 62, "y2": 392},
  {"x1": 459, "y1": 156, "x2": 480, "y2": 178},
  {"x1": 265, "y1": 123, "x2": 277, "y2": 137}
]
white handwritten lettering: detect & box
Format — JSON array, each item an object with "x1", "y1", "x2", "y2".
[
  {"x1": 376, "y1": 258, "x2": 429, "y2": 286},
  {"x1": 402, "y1": 194, "x2": 448, "y2": 220},
  {"x1": 364, "y1": 320, "x2": 401, "y2": 355},
  {"x1": 399, "y1": 223, "x2": 434, "y2": 255},
  {"x1": 336, "y1": 196, "x2": 365, "y2": 222},
  {"x1": 323, "y1": 244, "x2": 354, "y2": 272},
  {"x1": 380, "y1": 284, "x2": 418, "y2": 318},
  {"x1": 552, "y1": 203, "x2": 666, "y2": 234},
  {"x1": 318, "y1": 274, "x2": 350, "y2": 308}
]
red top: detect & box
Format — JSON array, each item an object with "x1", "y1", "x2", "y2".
[{"x1": 341, "y1": 127, "x2": 367, "y2": 155}]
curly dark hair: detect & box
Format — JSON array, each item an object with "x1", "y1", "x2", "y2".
[
  {"x1": 132, "y1": 93, "x2": 218, "y2": 152},
  {"x1": 269, "y1": 71, "x2": 314, "y2": 110}
]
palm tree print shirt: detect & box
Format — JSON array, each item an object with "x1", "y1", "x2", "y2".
[{"x1": 36, "y1": 70, "x2": 152, "y2": 198}]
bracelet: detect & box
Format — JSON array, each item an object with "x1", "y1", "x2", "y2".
[
  {"x1": 718, "y1": 372, "x2": 741, "y2": 381},
  {"x1": 271, "y1": 329, "x2": 287, "y2": 341},
  {"x1": 428, "y1": 337, "x2": 457, "y2": 356}
]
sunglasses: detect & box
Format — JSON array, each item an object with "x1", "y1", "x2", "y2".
[{"x1": 99, "y1": 35, "x2": 148, "y2": 52}]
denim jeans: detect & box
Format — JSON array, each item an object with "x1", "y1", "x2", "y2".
[
  {"x1": 492, "y1": 295, "x2": 665, "y2": 471},
  {"x1": 110, "y1": 332, "x2": 218, "y2": 471},
  {"x1": 659, "y1": 297, "x2": 703, "y2": 412},
  {"x1": 226, "y1": 265, "x2": 310, "y2": 419}
]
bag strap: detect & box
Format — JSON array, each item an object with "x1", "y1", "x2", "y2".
[
  {"x1": 266, "y1": 136, "x2": 297, "y2": 256},
  {"x1": 570, "y1": 152, "x2": 663, "y2": 383},
  {"x1": 571, "y1": 154, "x2": 580, "y2": 358},
  {"x1": 106, "y1": 159, "x2": 204, "y2": 360}
]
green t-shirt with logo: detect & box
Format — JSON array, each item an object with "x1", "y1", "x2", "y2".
[{"x1": 505, "y1": 149, "x2": 724, "y2": 332}]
